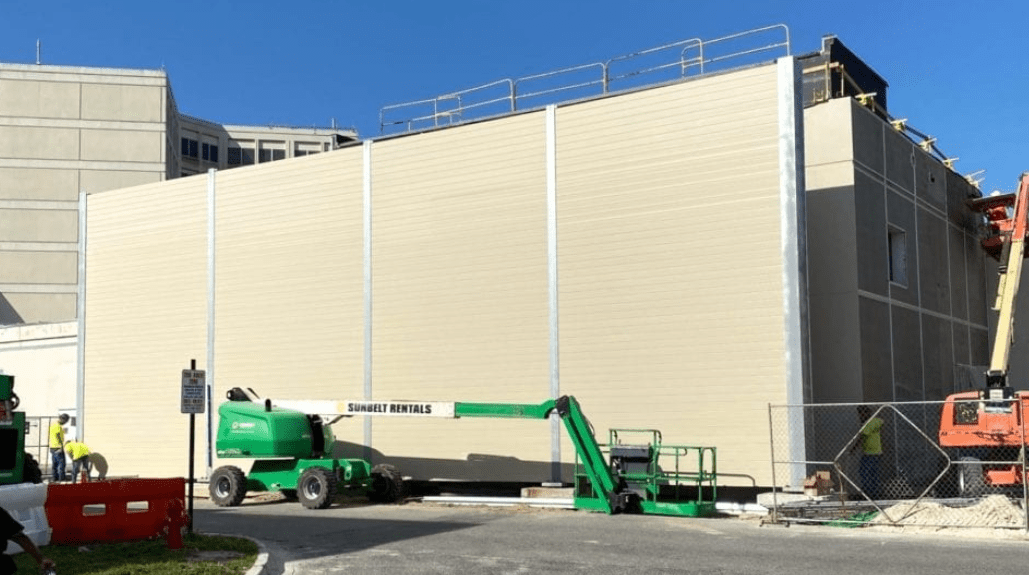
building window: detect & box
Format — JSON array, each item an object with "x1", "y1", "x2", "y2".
[
  {"x1": 227, "y1": 147, "x2": 254, "y2": 166},
  {"x1": 184, "y1": 138, "x2": 199, "y2": 159},
  {"x1": 181, "y1": 138, "x2": 199, "y2": 159},
  {"x1": 888, "y1": 227, "x2": 907, "y2": 286},
  {"x1": 258, "y1": 149, "x2": 286, "y2": 163},
  {"x1": 202, "y1": 143, "x2": 219, "y2": 163},
  {"x1": 295, "y1": 142, "x2": 321, "y2": 157}
]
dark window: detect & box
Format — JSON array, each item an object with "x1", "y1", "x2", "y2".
[
  {"x1": 258, "y1": 149, "x2": 285, "y2": 163},
  {"x1": 201, "y1": 143, "x2": 219, "y2": 163},
  {"x1": 241, "y1": 149, "x2": 254, "y2": 165},
  {"x1": 182, "y1": 138, "x2": 198, "y2": 159},
  {"x1": 888, "y1": 227, "x2": 907, "y2": 286},
  {"x1": 228, "y1": 147, "x2": 242, "y2": 165}
]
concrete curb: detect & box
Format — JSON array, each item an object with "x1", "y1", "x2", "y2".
[
  {"x1": 208, "y1": 533, "x2": 269, "y2": 575},
  {"x1": 244, "y1": 536, "x2": 270, "y2": 575}
]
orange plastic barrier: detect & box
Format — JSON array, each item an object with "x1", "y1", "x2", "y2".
[{"x1": 45, "y1": 478, "x2": 187, "y2": 549}]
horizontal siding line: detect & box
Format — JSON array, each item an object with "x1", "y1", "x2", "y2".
[{"x1": 555, "y1": 109, "x2": 778, "y2": 138}]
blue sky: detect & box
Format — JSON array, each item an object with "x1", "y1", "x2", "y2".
[{"x1": 1, "y1": 0, "x2": 1026, "y2": 191}]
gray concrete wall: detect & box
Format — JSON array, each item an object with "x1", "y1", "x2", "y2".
[
  {"x1": 0, "y1": 64, "x2": 171, "y2": 325},
  {"x1": 805, "y1": 97, "x2": 989, "y2": 404},
  {"x1": 803, "y1": 101, "x2": 861, "y2": 403},
  {"x1": 0, "y1": 63, "x2": 357, "y2": 326}
]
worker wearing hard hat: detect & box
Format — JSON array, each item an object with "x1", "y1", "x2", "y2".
[
  {"x1": 48, "y1": 413, "x2": 69, "y2": 482},
  {"x1": 64, "y1": 440, "x2": 92, "y2": 483}
]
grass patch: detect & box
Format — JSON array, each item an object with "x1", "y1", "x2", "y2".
[{"x1": 13, "y1": 533, "x2": 258, "y2": 575}]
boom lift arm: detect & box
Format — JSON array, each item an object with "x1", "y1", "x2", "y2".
[
  {"x1": 454, "y1": 396, "x2": 630, "y2": 513},
  {"x1": 971, "y1": 173, "x2": 1029, "y2": 395},
  {"x1": 938, "y1": 174, "x2": 1029, "y2": 495},
  {"x1": 271, "y1": 395, "x2": 631, "y2": 513},
  {"x1": 263, "y1": 393, "x2": 715, "y2": 515}
]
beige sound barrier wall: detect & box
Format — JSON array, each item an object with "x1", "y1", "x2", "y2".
[{"x1": 83, "y1": 57, "x2": 806, "y2": 485}]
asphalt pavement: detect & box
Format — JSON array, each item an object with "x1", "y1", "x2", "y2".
[{"x1": 192, "y1": 495, "x2": 1029, "y2": 575}]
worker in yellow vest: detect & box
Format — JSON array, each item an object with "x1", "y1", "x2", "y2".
[
  {"x1": 855, "y1": 405, "x2": 884, "y2": 499},
  {"x1": 48, "y1": 414, "x2": 69, "y2": 482},
  {"x1": 64, "y1": 441, "x2": 92, "y2": 483}
]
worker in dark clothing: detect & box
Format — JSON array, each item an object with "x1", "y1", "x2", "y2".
[{"x1": 0, "y1": 505, "x2": 55, "y2": 573}]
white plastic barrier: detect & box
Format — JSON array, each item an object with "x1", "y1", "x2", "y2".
[{"x1": 0, "y1": 483, "x2": 50, "y2": 553}]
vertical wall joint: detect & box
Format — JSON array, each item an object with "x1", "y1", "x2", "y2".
[{"x1": 546, "y1": 104, "x2": 561, "y2": 483}]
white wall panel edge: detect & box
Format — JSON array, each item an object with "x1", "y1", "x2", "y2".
[
  {"x1": 76, "y1": 190, "x2": 86, "y2": 440},
  {"x1": 777, "y1": 56, "x2": 809, "y2": 488},
  {"x1": 546, "y1": 104, "x2": 561, "y2": 482},
  {"x1": 206, "y1": 168, "x2": 217, "y2": 474},
  {"x1": 363, "y1": 140, "x2": 374, "y2": 460}
]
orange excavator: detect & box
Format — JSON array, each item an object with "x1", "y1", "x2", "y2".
[{"x1": 939, "y1": 173, "x2": 1029, "y2": 496}]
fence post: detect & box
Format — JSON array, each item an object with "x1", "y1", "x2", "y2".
[
  {"x1": 1021, "y1": 398, "x2": 1028, "y2": 532},
  {"x1": 767, "y1": 403, "x2": 778, "y2": 521}
]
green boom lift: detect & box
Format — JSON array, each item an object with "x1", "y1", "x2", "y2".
[{"x1": 210, "y1": 388, "x2": 716, "y2": 517}]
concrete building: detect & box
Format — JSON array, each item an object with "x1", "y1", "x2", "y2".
[
  {"x1": 800, "y1": 37, "x2": 989, "y2": 404},
  {"x1": 73, "y1": 29, "x2": 991, "y2": 488},
  {"x1": 0, "y1": 62, "x2": 356, "y2": 326}
]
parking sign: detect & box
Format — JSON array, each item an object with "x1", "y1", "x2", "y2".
[{"x1": 181, "y1": 369, "x2": 206, "y2": 414}]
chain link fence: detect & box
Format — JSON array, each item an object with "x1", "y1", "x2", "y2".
[
  {"x1": 26, "y1": 415, "x2": 70, "y2": 481},
  {"x1": 769, "y1": 400, "x2": 1029, "y2": 530}
]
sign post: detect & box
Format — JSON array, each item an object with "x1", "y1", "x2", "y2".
[{"x1": 181, "y1": 360, "x2": 205, "y2": 535}]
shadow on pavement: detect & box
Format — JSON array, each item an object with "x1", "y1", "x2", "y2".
[{"x1": 193, "y1": 501, "x2": 484, "y2": 570}]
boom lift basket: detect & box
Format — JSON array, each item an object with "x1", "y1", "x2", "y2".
[{"x1": 573, "y1": 428, "x2": 717, "y2": 517}]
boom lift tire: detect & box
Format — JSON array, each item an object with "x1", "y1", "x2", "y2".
[
  {"x1": 23, "y1": 453, "x2": 42, "y2": 484},
  {"x1": 210, "y1": 466, "x2": 247, "y2": 507},
  {"x1": 298, "y1": 467, "x2": 338, "y2": 509},
  {"x1": 368, "y1": 464, "x2": 404, "y2": 503},
  {"x1": 957, "y1": 456, "x2": 986, "y2": 497}
]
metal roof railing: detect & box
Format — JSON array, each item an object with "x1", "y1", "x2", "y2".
[{"x1": 379, "y1": 24, "x2": 791, "y2": 135}]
